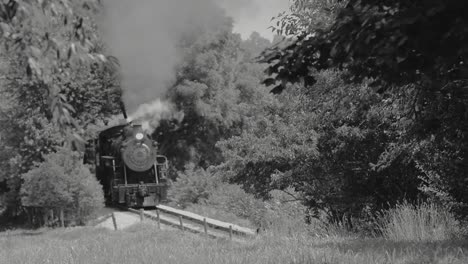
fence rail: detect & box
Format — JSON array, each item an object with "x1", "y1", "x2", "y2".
[
  {"x1": 155, "y1": 205, "x2": 256, "y2": 237},
  {"x1": 124, "y1": 206, "x2": 256, "y2": 239}
]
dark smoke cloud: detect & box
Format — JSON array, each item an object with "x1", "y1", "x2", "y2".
[
  {"x1": 100, "y1": 0, "x2": 259, "y2": 132},
  {"x1": 100, "y1": 0, "x2": 233, "y2": 113}
]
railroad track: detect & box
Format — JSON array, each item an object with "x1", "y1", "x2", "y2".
[{"x1": 95, "y1": 205, "x2": 257, "y2": 240}]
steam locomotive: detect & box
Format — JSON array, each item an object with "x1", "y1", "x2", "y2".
[{"x1": 84, "y1": 122, "x2": 169, "y2": 208}]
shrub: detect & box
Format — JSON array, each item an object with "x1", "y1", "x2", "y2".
[
  {"x1": 169, "y1": 165, "x2": 321, "y2": 235},
  {"x1": 203, "y1": 186, "x2": 324, "y2": 237},
  {"x1": 377, "y1": 201, "x2": 461, "y2": 241},
  {"x1": 259, "y1": 189, "x2": 315, "y2": 236},
  {"x1": 168, "y1": 164, "x2": 220, "y2": 208},
  {"x1": 201, "y1": 183, "x2": 267, "y2": 226},
  {"x1": 20, "y1": 147, "x2": 104, "y2": 226},
  {"x1": 184, "y1": 203, "x2": 254, "y2": 228}
]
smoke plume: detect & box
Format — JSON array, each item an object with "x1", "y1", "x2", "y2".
[
  {"x1": 100, "y1": 0, "x2": 240, "y2": 131},
  {"x1": 217, "y1": 0, "x2": 259, "y2": 18},
  {"x1": 126, "y1": 99, "x2": 176, "y2": 131}
]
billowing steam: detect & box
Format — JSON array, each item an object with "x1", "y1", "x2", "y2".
[
  {"x1": 126, "y1": 99, "x2": 184, "y2": 133},
  {"x1": 100, "y1": 0, "x2": 256, "y2": 132}
]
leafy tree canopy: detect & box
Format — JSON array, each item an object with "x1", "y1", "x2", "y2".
[
  {"x1": 20, "y1": 147, "x2": 104, "y2": 223},
  {"x1": 0, "y1": 0, "x2": 113, "y2": 136},
  {"x1": 156, "y1": 21, "x2": 276, "y2": 171},
  {"x1": 259, "y1": 0, "x2": 468, "y2": 217},
  {"x1": 0, "y1": 1, "x2": 121, "y2": 214},
  {"x1": 262, "y1": 0, "x2": 468, "y2": 92}
]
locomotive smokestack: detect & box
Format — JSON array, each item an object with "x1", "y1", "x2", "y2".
[{"x1": 120, "y1": 100, "x2": 128, "y2": 120}]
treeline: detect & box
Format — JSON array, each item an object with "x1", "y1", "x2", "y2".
[
  {"x1": 0, "y1": 1, "x2": 120, "y2": 226},
  {"x1": 161, "y1": 0, "x2": 468, "y2": 229},
  {"x1": 257, "y1": 0, "x2": 468, "y2": 222},
  {"x1": 1, "y1": 0, "x2": 467, "y2": 230}
]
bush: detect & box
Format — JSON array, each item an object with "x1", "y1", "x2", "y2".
[
  {"x1": 20, "y1": 147, "x2": 104, "y2": 226},
  {"x1": 203, "y1": 186, "x2": 325, "y2": 237},
  {"x1": 168, "y1": 165, "x2": 320, "y2": 235},
  {"x1": 184, "y1": 203, "x2": 254, "y2": 228},
  {"x1": 168, "y1": 164, "x2": 220, "y2": 208},
  {"x1": 377, "y1": 201, "x2": 461, "y2": 241},
  {"x1": 201, "y1": 183, "x2": 267, "y2": 226},
  {"x1": 259, "y1": 189, "x2": 316, "y2": 236}
]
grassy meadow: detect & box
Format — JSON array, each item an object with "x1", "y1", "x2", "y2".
[
  {"x1": 1, "y1": 224, "x2": 467, "y2": 264},
  {"x1": 1, "y1": 202, "x2": 467, "y2": 264}
]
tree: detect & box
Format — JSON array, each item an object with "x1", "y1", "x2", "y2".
[
  {"x1": 0, "y1": 3, "x2": 121, "y2": 216},
  {"x1": 20, "y1": 148, "x2": 104, "y2": 226},
  {"x1": 0, "y1": 0, "x2": 111, "y2": 135},
  {"x1": 156, "y1": 19, "x2": 274, "y2": 171},
  {"x1": 270, "y1": 0, "x2": 345, "y2": 35},
  {"x1": 264, "y1": 0, "x2": 468, "y2": 91},
  {"x1": 217, "y1": 70, "x2": 422, "y2": 224},
  {"x1": 241, "y1": 32, "x2": 272, "y2": 59},
  {"x1": 261, "y1": 0, "x2": 468, "y2": 216}
]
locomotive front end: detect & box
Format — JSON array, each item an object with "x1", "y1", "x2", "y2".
[
  {"x1": 121, "y1": 125, "x2": 157, "y2": 172},
  {"x1": 85, "y1": 122, "x2": 169, "y2": 208}
]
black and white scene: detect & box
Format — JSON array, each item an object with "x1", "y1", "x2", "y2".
[{"x1": 1, "y1": 0, "x2": 468, "y2": 263}]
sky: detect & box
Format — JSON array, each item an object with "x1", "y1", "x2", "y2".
[{"x1": 221, "y1": 0, "x2": 291, "y2": 40}]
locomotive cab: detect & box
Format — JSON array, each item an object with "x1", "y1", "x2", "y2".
[{"x1": 84, "y1": 123, "x2": 169, "y2": 208}]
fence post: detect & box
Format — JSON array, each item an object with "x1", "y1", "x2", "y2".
[
  {"x1": 139, "y1": 209, "x2": 144, "y2": 222},
  {"x1": 42, "y1": 210, "x2": 47, "y2": 227},
  {"x1": 203, "y1": 218, "x2": 208, "y2": 236},
  {"x1": 111, "y1": 213, "x2": 118, "y2": 231},
  {"x1": 229, "y1": 225, "x2": 233, "y2": 240},
  {"x1": 49, "y1": 209, "x2": 54, "y2": 225},
  {"x1": 156, "y1": 210, "x2": 161, "y2": 229},
  {"x1": 179, "y1": 215, "x2": 184, "y2": 231},
  {"x1": 60, "y1": 208, "x2": 64, "y2": 227}
]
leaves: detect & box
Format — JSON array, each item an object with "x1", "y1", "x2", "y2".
[
  {"x1": 270, "y1": 84, "x2": 285, "y2": 94},
  {"x1": 262, "y1": 78, "x2": 277, "y2": 87},
  {"x1": 20, "y1": 148, "x2": 104, "y2": 219},
  {"x1": 258, "y1": 0, "x2": 468, "y2": 218},
  {"x1": 262, "y1": 0, "x2": 468, "y2": 90},
  {"x1": 0, "y1": 1, "x2": 121, "y2": 213},
  {"x1": 0, "y1": 0, "x2": 19, "y2": 22},
  {"x1": 0, "y1": 0, "x2": 107, "y2": 136},
  {"x1": 156, "y1": 25, "x2": 273, "y2": 171}
]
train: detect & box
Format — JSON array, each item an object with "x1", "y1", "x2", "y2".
[{"x1": 84, "y1": 122, "x2": 169, "y2": 208}]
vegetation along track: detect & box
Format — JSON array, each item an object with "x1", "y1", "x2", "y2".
[{"x1": 95, "y1": 205, "x2": 256, "y2": 241}]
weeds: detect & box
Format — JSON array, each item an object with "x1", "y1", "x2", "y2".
[
  {"x1": 377, "y1": 201, "x2": 461, "y2": 242},
  {"x1": 1, "y1": 201, "x2": 466, "y2": 263},
  {"x1": 1, "y1": 223, "x2": 467, "y2": 264}
]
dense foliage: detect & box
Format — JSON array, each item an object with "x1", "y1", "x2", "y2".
[
  {"x1": 21, "y1": 148, "x2": 104, "y2": 225},
  {"x1": 168, "y1": 164, "x2": 220, "y2": 207},
  {"x1": 0, "y1": 0, "x2": 109, "y2": 133},
  {"x1": 0, "y1": 0, "x2": 120, "y2": 219},
  {"x1": 258, "y1": 0, "x2": 468, "y2": 219},
  {"x1": 216, "y1": 70, "x2": 423, "y2": 225},
  {"x1": 155, "y1": 28, "x2": 274, "y2": 171},
  {"x1": 2, "y1": 0, "x2": 467, "y2": 231},
  {"x1": 264, "y1": 0, "x2": 468, "y2": 91}
]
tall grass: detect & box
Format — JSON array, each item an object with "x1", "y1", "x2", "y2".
[
  {"x1": 1, "y1": 223, "x2": 467, "y2": 264},
  {"x1": 377, "y1": 201, "x2": 461, "y2": 242}
]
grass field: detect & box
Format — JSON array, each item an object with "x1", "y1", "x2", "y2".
[{"x1": 1, "y1": 222, "x2": 467, "y2": 264}]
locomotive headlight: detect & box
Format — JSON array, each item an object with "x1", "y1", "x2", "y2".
[{"x1": 135, "y1": 132, "x2": 144, "y2": 140}]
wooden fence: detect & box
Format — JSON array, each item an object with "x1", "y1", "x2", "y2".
[
  {"x1": 24, "y1": 206, "x2": 90, "y2": 227},
  {"x1": 125, "y1": 205, "x2": 256, "y2": 239}
]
